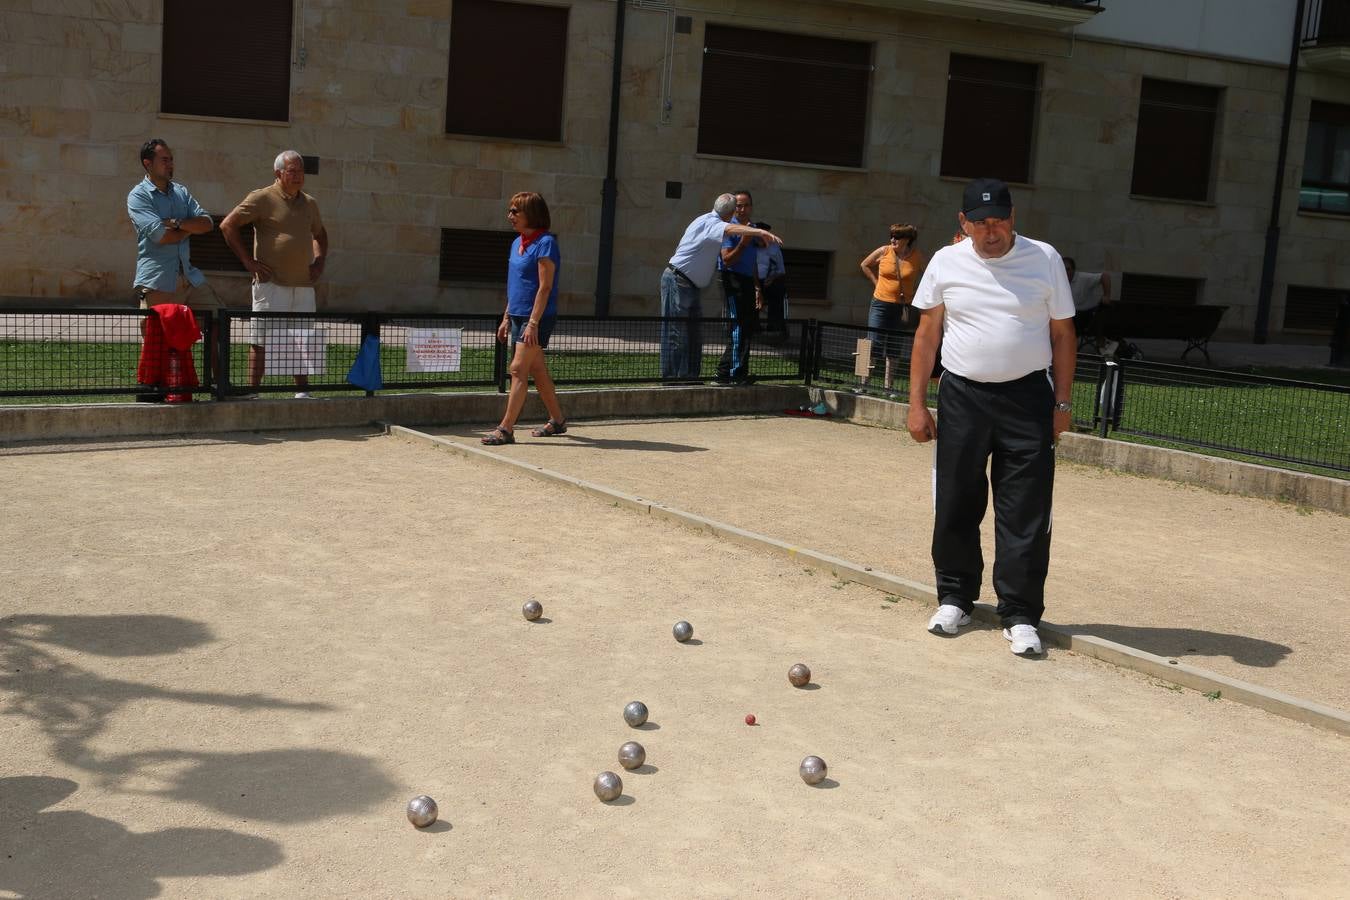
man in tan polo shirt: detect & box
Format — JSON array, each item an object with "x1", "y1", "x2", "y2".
[{"x1": 221, "y1": 150, "x2": 329, "y2": 397}]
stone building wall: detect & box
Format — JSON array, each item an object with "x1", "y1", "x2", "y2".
[{"x1": 0, "y1": 0, "x2": 1346, "y2": 338}]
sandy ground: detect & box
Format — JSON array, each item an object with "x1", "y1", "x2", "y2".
[
  {"x1": 1, "y1": 429, "x2": 1347, "y2": 898},
  {"x1": 431, "y1": 414, "x2": 1350, "y2": 713}
]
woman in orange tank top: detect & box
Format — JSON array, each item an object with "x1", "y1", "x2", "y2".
[{"x1": 860, "y1": 224, "x2": 925, "y2": 371}]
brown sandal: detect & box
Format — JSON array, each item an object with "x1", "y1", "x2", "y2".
[
  {"x1": 480, "y1": 426, "x2": 515, "y2": 445},
  {"x1": 531, "y1": 419, "x2": 567, "y2": 437}
]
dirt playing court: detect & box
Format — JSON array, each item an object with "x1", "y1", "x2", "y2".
[
  {"x1": 429, "y1": 413, "x2": 1350, "y2": 713},
  {"x1": 2, "y1": 427, "x2": 1347, "y2": 897}
]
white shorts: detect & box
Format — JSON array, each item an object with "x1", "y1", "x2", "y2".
[{"x1": 250, "y1": 282, "x2": 315, "y2": 345}]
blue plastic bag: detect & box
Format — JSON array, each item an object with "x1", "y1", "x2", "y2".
[{"x1": 346, "y1": 335, "x2": 383, "y2": 392}]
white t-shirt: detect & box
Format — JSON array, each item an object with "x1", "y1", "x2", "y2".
[
  {"x1": 912, "y1": 234, "x2": 1076, "y2": 383},
  {"x1": 1069, "y1": 271, "x2": 1105, "y2": 311},
  {"x1": 668, "y1": 211, "x2": 730, "y2": 289}
]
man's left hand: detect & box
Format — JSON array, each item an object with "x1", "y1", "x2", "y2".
[
  {"x1": 1053, "y1": 409, "x2": 1071, "y2": 441},
  {"x1": 309, "y1": 258, "x2": 325, "y2": 282}
]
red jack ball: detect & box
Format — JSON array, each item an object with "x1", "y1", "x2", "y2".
[{"x1": 744, "y1": 714, "x2": 756, "y2": 726}]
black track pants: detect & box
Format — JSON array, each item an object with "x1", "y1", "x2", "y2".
[{"x1": 931, "y1": 370, "x2": 1056, "y2": 627}]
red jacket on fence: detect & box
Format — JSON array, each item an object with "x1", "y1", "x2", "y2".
[{"x1": 136, "y1": 303, "x2": 201, "y2": 392}]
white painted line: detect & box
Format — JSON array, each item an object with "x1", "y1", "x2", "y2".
[{"x1": 387, "y1": 424, "x2": 1350, "y2": 737}]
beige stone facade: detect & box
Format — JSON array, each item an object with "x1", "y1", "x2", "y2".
[{"x1": 1, "y1": 0, "x2": 1347, "y2": 338}]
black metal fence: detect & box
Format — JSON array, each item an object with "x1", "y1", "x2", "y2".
[
  {"x1": 0, "y1": 307, "x2": 806, "y2": 401},
  {"x1": 803, "y1": 320, "x2": 1349, "y2": 475},
  {"x1": 2, "y1": 308, "x2": 1346, "y2": 475}
]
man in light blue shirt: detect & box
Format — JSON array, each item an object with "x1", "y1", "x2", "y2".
[
  {"x1": 127, "y1": 139, "x2": 216, "y2": 309},
  {"x1": 659, "y1": 193, "x2": 780, "y2": 382},
  {"x1": 127, "y1": 139, "x2": 219, "y2": 396}
]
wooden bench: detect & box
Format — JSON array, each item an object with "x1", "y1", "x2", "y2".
[{"x1": 1088, "y1": 303, "x2": 1228, "y2": 364}]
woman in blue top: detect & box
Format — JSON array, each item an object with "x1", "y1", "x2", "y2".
[{"x1": 482, "y1": 191, "x2": 567, "y2": 444}]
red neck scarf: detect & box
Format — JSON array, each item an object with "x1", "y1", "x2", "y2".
[{"x1": 519, "y1": 229, "x2": 546, "y2": 252}]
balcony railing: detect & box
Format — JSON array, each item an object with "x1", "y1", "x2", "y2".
[
  {"x1": 1303, "y1": 0, "x2": 1350, "y2": 45},
  {"x1": 824, "y1": 1, "x2": 1102, "y2": 30}
]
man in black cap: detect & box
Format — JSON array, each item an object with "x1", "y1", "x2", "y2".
[{"x1": 906, "y1": 178, "x2": 1077, "y2": 658}]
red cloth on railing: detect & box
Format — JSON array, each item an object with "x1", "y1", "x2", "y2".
[{"x1": 136, "y1": 304, "x2": 201, "y2": 388}]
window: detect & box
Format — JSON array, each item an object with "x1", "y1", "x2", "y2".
[
  {"x1": 698, "y1": 25, "x2": 871, "y2": 168},
  {"x1": 192, "y1": 217, "x2": 252, "y2": 274},
  {"x1": 1300, "y1": 101, "x2": 1350, "y2": 214},
  {"x1": 439, "y1": 229, "x2": 515, "y2": 283},
  {"x1": 446, "y1": 0, "x2": 568, "y2": 141},
  {"x1": 1283, "y1": 286, "x2": 1346, "y2": 333},
  {"x1": 161, "y1": 1, "x2": 291, "y2": 121},
  {"x1": 1119, "y1": 273, "x2": 1202, "y2": 306},
  {"x1": 1131, "y1": 79, "x2": 1221, "y2": 202},
  {"x1": 781, "y1": 249, "x2": 831, "y2": 301},
  {"x1": 940, "y1": 54, "x2": 1039, "y2": 184}
]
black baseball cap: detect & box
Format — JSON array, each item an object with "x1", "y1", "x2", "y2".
[{"x1": 962, "y1": 178, "x2": 1013, "y2": 221}]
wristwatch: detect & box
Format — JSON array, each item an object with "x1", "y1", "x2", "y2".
[{"x1": 1054, "y1": 401, "x2": 1072, "y2": 413}]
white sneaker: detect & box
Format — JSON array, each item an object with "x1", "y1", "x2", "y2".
[
  {"x1": 294, "y1": 392, "x2": 313, "y2": 399},
  {"x1": 1004, "y1": 624, "x2": 1044, "y2": 657},
  {"x1": 927, "y1": 605, "x2": 972, "y2": 636}
]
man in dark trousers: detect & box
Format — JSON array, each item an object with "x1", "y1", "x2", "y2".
[
  {"x1": 714, "y1": 190, "x2": 761, "y2": 385},
  {"x1": 659, "y1": 193, "x2": 781, "y2": 382},
  {"x1": 906, "y1": 178, "x2": 1077, "y2": 657}
]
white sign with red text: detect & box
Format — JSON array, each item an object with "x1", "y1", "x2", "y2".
[{"x1": 406, "y1": 328, "x2": 462, "y2": 373}]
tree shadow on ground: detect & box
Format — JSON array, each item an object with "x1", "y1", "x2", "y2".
[
  {"x1": 0, "y1": 613, "x2": 397, "y2": 827},
  {"x1": 1, "y1": 614, "x2": 333, "y2": 769},
  {"x1": 93, "y1": 748, "x2": 398, "y2": 823},
  {"x1": 3, "y1": 613, "x2": 212, "y2": 657},
  {"x1": 0, "y1": 776, "x2": 284, "y2": 900},
  {"x1": 1054, "y1": 623, "x2": 1293, "y2": 668}
]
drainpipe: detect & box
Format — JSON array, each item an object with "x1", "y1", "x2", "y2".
[
  {"x1": 1254, "y1": 0, "x2": 1308, "y2": 344},
  {"x1": 594, "y1": 0, "x2": 627, "y2": 318}
]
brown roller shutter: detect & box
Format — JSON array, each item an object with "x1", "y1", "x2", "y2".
[
  {"x1": 1130, "y1": 79, "x2": 1220, "y2": 201},
  {"x1": 781, "y1": 249, "x2": 832, "y2": 301},
  {"x1": 940, "y1": 54, "x2": 1039, "y2": 184},
  {"x1": 1283, "y1": 286, "x2": 1345, "y2": 333},
  {"x1": 446, "y1": 0, "x2": 568, "y2": 141},
  {"x1": 698, "y1": 25, "x2": 871, "y2": 168},
  {"x1": 1120, "y1": 273, "x2": 1201, "y2": 306},
  {"x1": 161, "y1": 0, "x2": 292, "y2": 122},
  {"x1": 192, "y1": 216, "x2": 252, "y2": 273},
  {"x1": 440, "y1": 228, "x2": 516, "y2": 283}
]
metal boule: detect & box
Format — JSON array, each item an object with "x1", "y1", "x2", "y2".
[
  {"x1": 406, "y1": 794, "x2": 438, "y2": 827},
  {"x1": 622, "y1": 700, "x2": 649, "y2": 727},
  {"x1": 594, "y1": 771, "x2": 623, "y2": 802},
  {"x1": 799, "y1": 756, "x2": 828, "y2": 785},
  {"x1": 618, "y1": 741, "x2": 646, "y2": 770}
]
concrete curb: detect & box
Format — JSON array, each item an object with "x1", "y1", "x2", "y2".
[
  {"x1": 4, "y1": 384, "x2": 1341, "y2": 514},
  {"x1": 388, "y1": 424, "x2": 1350, "y2": 737},
  {"x1": 0, "y1": 384, "x2": 806, "y2": 443}
]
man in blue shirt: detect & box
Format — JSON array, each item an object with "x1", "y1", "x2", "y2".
[
  {"x1": 659, "y1": 193, "x2": 780, "y2": 382},
  {"x1": 127, "y1": 139, "x2": 216, "y2": 309},
  {"x1": 715, "y1": 190, "x2": 762, "y2": 385},
  {"x1": 756, "y1": 222, "x2": 788, "y2": 342},
  {"x1": 127, "y1": 139, "x2": 218, "y2": 394}
]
